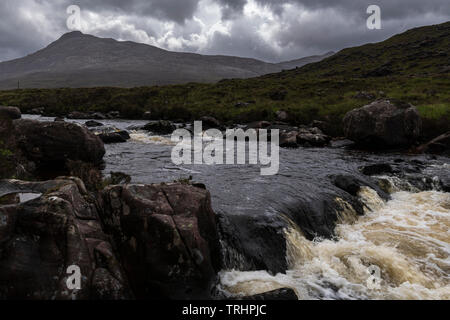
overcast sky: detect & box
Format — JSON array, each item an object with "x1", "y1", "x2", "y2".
[{"x1": 0, "y1": 0, "x2": 449, "y2": 62}]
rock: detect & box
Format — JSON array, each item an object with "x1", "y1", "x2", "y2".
[
  {"x1": 275, "y1": 110, "x2": 289, "y2": 122},
  {"x1": 143, "y1": 120, "x2": 176, "y2": 135},
  {"x1": 360, "y1": 163, "x2": 394, "y2": 176},
  {"x1": 29, "y1": 107, "x2": 45, "y2": 115},
  {"x1": 54, "y1": 117, "x2": 65, "y2": 122},
  {"x1": 0, "y1": 106, "x2": 21, "y2": 120},
  {"x1": 415, "y1": 131, "x2": 450, "y2": 156},
  {"x1": 330, "y1": 139, "x2": 355, "y2": 148},
  {"x1": 199, "y1": 116, "x2": 222, "y2": 130},
  {"x1": 14, "y1": 119, "x2": 105, "y2": 168},
  {"x1": 91, "y1": 112, "x2": 107, "y2": 120},
  {"x1": 331, "y1": 174, "x2": 389, "y2": 200},
  {"x1": 100, "y1": 183, "x2": 221, "y2": 299},
  {"x1": 0, "y1": 178, "x2": 132, "y2": 300},
  {"x1": 353, "y1": 91, "x2": 376, "y2": 100},
  {"x1": 245, "y1": 121, "x2": 271, "y2": 130},
  {"x1": 106, "y1": 111, "x2": 120, "y2": 119},
  {"x1": 280, "y1": 131, "x2": 299, "y2": 148},
  {"x1": 343, "y1": 100, "x2": 422, "y2": 149},
  {"x1": 67, "y1": 111, "x2": 91, "y2": 119},
  {"x1": 85, "y1": 120, "x2": 104, "y2": 128},
  {"x1": 297, "y1": 128, "x2": 331, "y2": 147},
  {"x1": 240, "y1": 288, "x2": 298, "y2": 300},
  {"x1": 98, "y1": 132, "x2": 128, "y2": 144}
]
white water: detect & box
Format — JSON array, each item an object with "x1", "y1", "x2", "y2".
[{"x1": 219, "y1": 187, "x2": 450, "y2": 300}]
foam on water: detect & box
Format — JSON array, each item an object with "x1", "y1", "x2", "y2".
[{"x1": 219, "y1": 189, "x2": 450, "y2": 300}]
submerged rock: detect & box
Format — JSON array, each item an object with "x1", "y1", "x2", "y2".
[{"x1": 343, "y1": 99, "x2": 422, "y2": 149}]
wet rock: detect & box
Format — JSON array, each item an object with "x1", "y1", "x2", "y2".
[
  {"x1": 0, "y1": 178, "x2": 132, "y2": 300},
  {"x1": 143, "y1": 120, "x2": 176, "y2": 135},
  {"x1": 218, "y1": 213, "x2": 288, "y2": 275},
  {"x1": 297, "y1": 128, "x2": 331, "y2": 147},
  {"x1": 343, "y1": 100, "x2": 422, "y2": 149},
  {"x1": 240, "y1": 288, "x2": 298, "y2": 300},
  {"x1": 360, "y1": 163, "x2": 394, "y2": 176},
  {"x1": 14, "y1": 119, "x2": 105, "y2": 168},
  {"x1": 280, "y1": 131, "x2": 299, "y2": 148},
  {"x1": 85, "y1": 120, "x2": 104, "y2": 128},
  {"x1": 100, "y1": 183, "x2": 221, "y2": 299},
  {"x1": 98, "y1": 132, "x2": 128, "y2": 144},
  {"x1": 331, "y1": 174, "x2": 389, "y2": 201},
  {"x1": 0, "y1": 106, "x2": 21, "y2": 120},
  {"x1": 54, "y1": 117, "x2": 65, "y2": 122}
]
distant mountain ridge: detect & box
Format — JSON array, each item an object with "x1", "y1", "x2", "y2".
[{"x1": 0, "y1": 31, "x2": 333, "y2": 89}]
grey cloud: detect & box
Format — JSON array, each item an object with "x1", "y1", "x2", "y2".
[{"x1": 0, "y1": 0, "x2": 449, "y2": 63}]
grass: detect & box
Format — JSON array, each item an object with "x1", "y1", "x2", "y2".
[{"x1": 0, "y1": 21, "x2": 448, "y2": 139}]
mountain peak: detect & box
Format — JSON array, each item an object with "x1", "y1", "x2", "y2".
[{"x1": 59, "y1": 31, "x2": 85, "y2": 40}]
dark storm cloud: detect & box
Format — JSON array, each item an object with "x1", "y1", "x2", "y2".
[{"x1": 0, "y1": 0, "x2": 449, "y2": 62}]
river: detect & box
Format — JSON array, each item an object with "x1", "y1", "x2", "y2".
[{"x1": 24, "y1": 115, "x2": 450, "y2": 300}]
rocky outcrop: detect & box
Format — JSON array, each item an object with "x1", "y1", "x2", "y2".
[
  {"x1": 0, "y1": 179, "x2": 223, "y2": 300},
  {"x1": 99, "y1": 183, "x2": 221, "y2": 299},
  {"x1": 0, "y1": 178, "x2": 132, "y2": 300},
  {"x1": 343, "y1": 100, "x2": 422, "y2": 149},
  {"x1": 14, "y1": 119, "x2": 105, "y2": 168}
]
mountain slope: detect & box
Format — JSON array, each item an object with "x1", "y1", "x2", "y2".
[
  {"x1": 271, "y1": 21, "x2": 450, "y2": 79},
  {"x1": 0, "y1": 31, "x2": 331, "y2": 89}
]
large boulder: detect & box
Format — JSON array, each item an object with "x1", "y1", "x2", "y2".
[
  {"x1": 100, "y1": 183, "x2": 221, "y2": 299},
  {"x1": 0, "y1": 106, "x2": 21, "y2": 120},
  {"x1": 343, "y1": 100, "x2": 422, "y2": 149},
  {"x1": 13, "y1": 119, "x2": 105, "y2": 168},
  {"x1": 0, "y1": 178, "x2": 132, "y2": 300}
]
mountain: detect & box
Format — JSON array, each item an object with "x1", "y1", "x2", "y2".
[
  {"x1": 0, "y1": 31, "x2": 332, "y2": 89},
  {"x1": 270, "y1": 21, "x2": 450, "y2": 79},
  {"x1": 275, "y1": 51, "x2": 335, "y2": 70},
  {"x1": 0, "y1": 21, "x2": 448, "y2": 137}
]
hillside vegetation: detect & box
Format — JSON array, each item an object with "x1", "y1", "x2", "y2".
[{"x1": 0, "y1": 22, "x2": 449, "y2": 138}]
